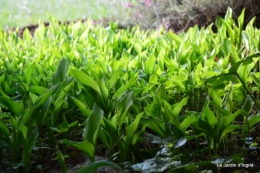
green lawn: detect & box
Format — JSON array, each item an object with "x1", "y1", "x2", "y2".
[{"x1": 0, "y1": 0, "x2": 122, "y2": 30}]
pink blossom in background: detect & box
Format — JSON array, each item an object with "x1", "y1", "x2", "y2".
[
  {"x1": 144, "y1": 0, "x2": 151, "y2": 5},
  {"x1": 126, "y1": 3, "x2": 132, "y2": 8},
  {"x1": 92, "y1": 20, "x2": 96, "y2": 25}
]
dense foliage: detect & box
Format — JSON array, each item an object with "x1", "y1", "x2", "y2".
[{"x1": 0, "y1": 8, "x2": 260, "y2": 173}]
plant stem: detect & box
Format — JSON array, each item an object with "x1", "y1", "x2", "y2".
[{"x1": 235, "y1": 73, "x2": 260, "y2": 111}]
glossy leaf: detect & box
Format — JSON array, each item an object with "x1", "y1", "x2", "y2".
[
  {"x1": 71, "y1": 69, "x2": 100, "y2": 94},
  {"x1": 83, "y1": 104, "x2": 104, "y2": 146},
  {"x1": 52, "y1": 58, "x2": 70, "y2": 85},
  {"x1": 0, "y1": 96, "x2": 24, "y2": 116}
]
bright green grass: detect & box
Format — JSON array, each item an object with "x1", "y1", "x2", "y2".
[{"x1": 0, "y1": 0, "x2": 121, "y2": 30}]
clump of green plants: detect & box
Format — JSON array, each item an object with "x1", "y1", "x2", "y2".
[{"x1": 0, "y1": 8, "x2": 260, "y2": 173}]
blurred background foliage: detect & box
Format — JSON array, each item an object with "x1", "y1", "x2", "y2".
[{"x1": 0, "y1": 0, "x2": 260, "y2": 32}]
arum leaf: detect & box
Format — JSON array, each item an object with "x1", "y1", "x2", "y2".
[
  {"x1": 71, "y1": 69, "x2": 100, "y2": 94},
  {"x1": 62, "y1": 139, "x2": 95, "y2": 162},
  {"x1": 0, "y1": 96, "x2": 24, "y2": 116},
  {"x1": 83, "y1": 104, "x2": 104, "y2": 146}
]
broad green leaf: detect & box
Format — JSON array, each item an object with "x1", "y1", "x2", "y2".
[
  {"x1": 114, "y1": 76, "x2": 137, "y2": 99},
  {"x1": 144, "y1": 55, "x2": 156, "y2": 74},
  {"x1": 69, "y1": 95, "x2": 91, "y2": 118},
  {"x1": 101, "y1": 117, "x2": 119, "y2": 139},
  {"x1": 62, "y1": 139, "x2": 95, "y2": 162},
  {"x1": 30, "y1": 86, "x2": 47, "y2": 95},
  {"x1": 222, "y1": 84, "x2": 233, "y2": 112},
  {"x1": 229, "y1": 53, "x2": 260, "y2": 73},
  {"x1": 218, "y1": 109, "x2": 243, "y2": 137},
  {"x1": 209, "y1": 88, "x2": 222, "y2": 107},
  {"x1": 141, "y1": 117, "x2": 166, "y2": 137},
  {"x1": 117, "y1": 91, "x2": 134, "y2": 129},
  {"x1": 77, "y1": 160, "x2": 121, "y2": 173},
  {"x1": 180, "y1": 115, "x2": 195, "y2": 132},
  {"x1": 52, "y1": 58, "x2": 70, "y2": 85},
  {"x1": 220, "y1": 125, "x2": 242, "y2": 141},
  {"x1": 241, "y1": 95, "x2": 254, "y2": 115},
  {"x1": 0, "y1": 96, "x2": 24, "y2": 116},
  {"x1": 164, "y1": 104, "x2": 179, "y2": 128},
  {"x1": 19, "y1": 81, "x2": 30, "y2": 93},
  {"x1": 156, "y1": 84, "x2": 165, "y2": 99},
  {"x1": 168, "y1": 31, "x2": 181, "y2": 45},
  {"x1": 194, "y1": 119, "x2": 218, "y2": 142},
  {"x1": 172, "y1": 97, "x2": 189, "y2": 117},
  {"x1": 71, "y1": 69, "x2": 100, "y2": 94},
  {"x1": 25, "y1": 129, "x2": 39, "y2": 153},
  {"x1": 126, "y1": 112, "x2": 144, "y2": 147},
  {"x1": 0, "y1": 120, "x2": 11, "y2": 146},
  {"x1": 34, "y1": 84, "x2": 59, "y2": 107},
  {"x1": 220, "y1": 18, "x2": 234, "y2": 43},
  {"x1": 237, "y1": 8, "x2": 245, "y2": 49},
  {"x1": 83, "y1": 104, "x2": 104, "y2": 146},
  {"x1": 19, "y1": 124, "x2": 28, "y2": 140},
  {"x1": 23, "y1": 28, "x2": 32, "y2": 42},
  {"x1": 20, "y1": 106, "x2": 37, "y2": 125},
  {"x1": 248, "y1": 114, "x2": 260, "y2": 128},
  {"x1": 24, "y1": 62, "x2": 35, "y2": 84},
  {"x1": 202, "y1": 105, "x2": 217, "y2": 128}
]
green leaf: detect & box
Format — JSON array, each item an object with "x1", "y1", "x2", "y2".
[
  {"x1": 248, "y1": 114, "x2": 260, "y2": 128},
  {"x1": 0, "y1": 120, "x2": 11, "y2": 146},
  {"x1": 209, "y1": 88, "x2": 222, "y2": 107},
  {"x1": 0, "y1": 96, "x2": 24, "y2": 116},
  {"x1": 34, "y1": 84, "x2": 59, "y2": 107},
  {"x1": 114, "y1": 76, "x2": 138, "y2": 99},
  {"x1": 195, "y1": 119, "x2": 218, "y2": 142},
  {"x1": 77, "y1": 160, "x2": 121, "y2": 173},
  {"x1": 218, "y1": 109, "x2": 243, "y2": 138},
  {"x1": 30, "y1": 86, "x2": 46, "y2": 95},
  {"x1": 156, "y1": 84, "x2": 165, "y2": 99},
  {"x1": 71, "y1": 69, "x2": 100, "y2": 94},
  {"x1": 19, "y1": 124, "x2": 28, "y2": 140},
  {"x1": 222, "y1": 84, "x2": 233, "y2": 112},
  {"x1": 144, "y1": 55, "x2": 156, "y2": 74},
  {"x1": 126, "y1": 112, "x2": 144, "y2": 147},
  {"x1": 52, "y1": 58, "x2": 70, "y2": 85},
  {"x1": 251, "y1": 73, "x2": 260, "y2": 89},
  {"x1": 241, "y1": 95, "x2": 254, "y2": 115},
  {"x1": 141, "y1": 117, "x2": 166, "y2": 138},
  {"x1": 229, "y1": 53, "x2": 260, "y2": 73},
  {"x1": 62, "y1": 139, "x2": 95, "y2": 162},
  {"x1": 24, "y1": 62, "x2": 35, "y2": 84},
  {"x1": 83, "y1": 104, "x2": 104, "y2": 146},
  {"x1": 172, "y1": 97, "x2": 189, "y2": 117},
  {"x1": 180, "y1": 115, "x2": 195, "y2": 132},
  {"x1": 220, "y1": 125, "x2": 242, "y2": 140},
  {"x1": 69, "y1": 96, "x2": 91, "y2": 118},
  {"x1": 220, "y1": 18, "x2": 234, "y2": 43},
  {"x1": 237, "y1": 8, "x2": 245, "y2": 48},
  {"x1": 25, "y1": 128, "x2": 39, "y2": 153},
  {"x1": 117, "y1": 91, "x2": 134, "y2": 129},
  {"x1": 56, "y1": 146, "x2": 68, "y2": 173},
  {"x1": 168, "y1": 31, "x2": 181, "y2": 45}
]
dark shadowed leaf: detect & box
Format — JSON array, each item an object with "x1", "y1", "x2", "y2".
[{"x1": 0, "y1": 96, "x2": 24, "y2": 116}]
